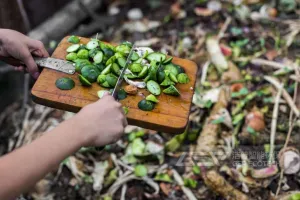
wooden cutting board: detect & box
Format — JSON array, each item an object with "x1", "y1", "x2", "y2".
[{"x1": 31, "y1": 36, "x2": 198, "y2": 133}]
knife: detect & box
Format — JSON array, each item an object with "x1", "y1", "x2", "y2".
[
  {"x1": 0, "y1": 56, "x2": 76, "y2": 74},
  {"x1": 111, "y1": 45, "x2": 136, "y2": 100}
]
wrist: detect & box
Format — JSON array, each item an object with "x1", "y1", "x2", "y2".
[{"x1": 62, "y1": 115, "x2": 91, "y2": 147}]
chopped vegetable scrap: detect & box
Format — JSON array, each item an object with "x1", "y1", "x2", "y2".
[{"x1": 56, "y1": 37, "x2": 190, "y2": 111}]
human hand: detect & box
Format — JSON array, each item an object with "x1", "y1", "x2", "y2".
[
  {"x1": 0, "y1": 29, "x2": 49, "y2": 79},
  {"x1": 71, "y1": 94, "x2": 127, "y2": 147}
]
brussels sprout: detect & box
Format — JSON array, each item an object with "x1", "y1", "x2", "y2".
[
  {"x1": 81, "y1": 65, "x2": 100, "y2": 83},
  {"x1": 101, "y1": 81, "x2": 111, "y2": 88},
  {"x1": 78, "y1": 74, "x2": 92, "y2": 86},
  {"x1": 93, "y1": 51, "x2": 104, "y2": 64},
  {"x1": 157, "y1": 70, "x2": 165, "y2": 83},
  {"x1": 176, "y1": 65, "x2": 185, "y2": 74},
  {"x1": 101, "y1": 64, "x2": 112, "y2": 75},
  {"x1": 129, "y1": 63, "x2": 143, "y2": 73},
  {"x1": 55, "y1": 77, "x2": 75, "y2": 90},
  {"x1": 169, "y1": 73, "x2": 178, "y2": 83},
  {"x1": 97, "y1": 90, "x2": 109, "y2": 99},
  {"x1": 125, "y1": 74, "x2": 138, "y2": 79},
  {"x1": 106, "y1": 74, "x2": 118, "y2": 87},
  {"x1": 102, "y1": 47, "x2": 115, "y2": 57},
  {"x1": 160, "y1": 77, "x2": 175, "y2": 86},
  {"x1": 86, "y1": 39, "x2": 99, "y2": 50},
  {"x1": 95, "y1": 63, "x2": 106, "y2": 72},
  {"x1": 66, "y1": 44, "x2": 80, "y2": 53},
  {"x1": 112, "y1": 63, "x2": 121, "y2": 75},
  {"x1": 138, "y1": 66, "x2": 148, "y2": 78},
  {"x1": 121, "y1": 41, "x2": 133, "y2": 48},
  {"x1": 97, "y1": 74, "x2": 107, "y2": 84},
  {"x1": 74, "y1": 59, "x2": 91, "y2": 73},
  {"x1": 117, "y1": 89, "x2": 127, "y2": 100},
  {"x1": 147, "y1": 80, "x2": 161, "y2": 96},
  {"x1": 117, "y1": 57, "x2": 126, "y2": 68},
  {"x1": 68, "y1": 35, "x2": 80, "y2": 44},
  {"x1": 89, "y1": 48, "x2": 100, "y2": 58},
  {"x1": 134, "y1": 165, "x2": 147, "y2": 177},
  {"x1": 77, "y1": 49, "x2": 89, "y2": 59},
  {"x1": 147, "y1": 52, "x2": 166, "y2": 62},
  {"x1": 66, "y1": 52, "x2": 77, "y2": 61},
  {"x1": 78, "y1": 44, "x2": 87, "y2": 50},
  {"x1": 106, "y1": 56, "x2": 116, "y2": 66},
  {"x1": 163, "y1": 85, "x2": 180, "y2": 96},
  {"x1": 165, "y1": 63, "x2": 179, "y2": 76},
  {"x1": 114, "y1": 52, "x2": 123, "y2": 59},
  {"x1": 116, "y1": 44, "x2": 131, "y2": 55},
  {"x1": 177, "y1": 73, "x2": 190, "y2": 84},
  {"x1": 146, "y1": 94, "x2": 159, "y2": 103},
  {"x1": 138, "y1": 100, "x2": 155, "y2": 111},
  {"x1": 131, "y1": 51, "x2": 140, "y2": 61},
  {"x1": 163, "y1": 57, "x2": 173, "y2": 64}
]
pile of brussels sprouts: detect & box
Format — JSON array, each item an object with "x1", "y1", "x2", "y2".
[{"x1": 56, "y1": 36, "x2": 190, "y2": 111}]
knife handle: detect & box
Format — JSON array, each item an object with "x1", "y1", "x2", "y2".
[{"x1": 0, "y1": 56, "x2": 24, "y2": 66}]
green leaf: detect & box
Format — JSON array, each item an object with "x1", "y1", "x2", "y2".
[
  {"x1": 263, "y1": 97, "x2": 273, "y2": 103},
  {"x1": 230, "y1": 27, "x2": 243, "y2": 36},
  {"x1": 192, "y1": 165, "x2": 201, "y2": 175},
  {"x1": 118, "y1": 89, "x2": 127, "y2": 100},
  {"x1": 154, "y1": 173, "x2": 173, "y2": 183},
  {"x1": 134, "y1": 165, "x2": 148, "y2": 177},
  {"x1": 83, "y1": 175, "x2": 93, "y2": 183},
  {"x1": 232, "y1": 113, "x2": 245, "y2": 125},
  {"x1": 104, "y1": 168, "x2": 118, "y2": 187},
  {"x1": 289, "y1": 193, "x2": 300, "y2": 200},
  {"x1": 184, "y1": 178, "x2": 198, "y2": 189},
  {"x1": 231, "y1": 87, "x2": 249, "y2": 98},
  {"x1": 211, "y1": 116, "x2": 225, "y2": 124},
  {"x1": 165, "y1": 130, "x2": 188, "y2": 152},
  {"x1": 204, "y1": 100, "x2": 213, "y2": 108},
  {"x1": 123, "y1": 106, "x2": 129, "y2": 115},
  {"x1": 247, "y1": 126, "x2": 258, "y2": 136},
  {"x1": 132, "y1": 138, "x2": 146, "y2": 155},
  {"x1": 230, "y1": 39, "x2": 249, "y2": 48}
]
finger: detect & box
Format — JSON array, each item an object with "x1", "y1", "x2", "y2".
[
  {"x1": 29, "y1": 40, "x2": 49, "y2": 57},
  {"x1": 20, "y1": 48, "x2": 40, "y2": 79},
  {"x1": 122, "y1": 116, "x2": 128, "y2": 127},
  {"x1": 14, "y1": 66, "x2": 25, "y2": 72}
]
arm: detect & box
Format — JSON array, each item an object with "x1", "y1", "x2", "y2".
[{"x1": 0, "y1": 95, "x2": 127, "y2": 200}]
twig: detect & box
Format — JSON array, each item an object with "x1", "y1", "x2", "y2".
[
  {"x1": 276, "y1": 67, "x2": 300, "y2": 196},
  {"x1": 120, "y1": 184, "x2": 127, "y2": 200},
  {"x1": 268, "y1": 83, "x2": 283, "y2": 165},
  {"x1": 217, "y1": 17, "x2": 232, "y2": 40},
  {"x1": 22, "y1": 74, "x2": 30, "y2": 110},
  {"x1": 15, "y1": 106, "x2": 33, "y2": 148},
  {"x1": 172, "y1": 169, "x2": 197, "y2": 200},
  {"x1": 252, "y1": 59, "x2": 294, "y2": 71},
  {"x1": 200, "y1": 61, "x2": 210, "y2": 85},
  {"x1": 264, "y1": 76, "x2": 300, "y2": 117}
]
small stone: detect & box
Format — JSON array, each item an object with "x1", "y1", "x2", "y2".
[
  {"x1": 108, "y1": 6, "x2": 120, "y2": 16},
  {"x1": 127, "y1": 8, "x2": 143, "y2": 20},
  {"x1": 182, "y1": 37, "x2": 192, "y2": 49},
  {"x1": 207, "y1": 0, "x2": 222, "y2": 12}
]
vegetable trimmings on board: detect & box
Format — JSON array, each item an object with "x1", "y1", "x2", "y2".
[{"x1": 56, "y1": 36, "x2": 190, "y2": 111}]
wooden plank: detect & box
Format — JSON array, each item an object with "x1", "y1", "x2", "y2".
[{"x1": 31, "y1": 36, "x2": 198, "y2": 133}]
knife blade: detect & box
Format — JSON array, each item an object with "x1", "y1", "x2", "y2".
[
  {"x1": 0, "y1": 56, "x2": 76, "y2": 74},
  {"x1": 111, "y1": 45, "x2": 136, "y2": 100}
]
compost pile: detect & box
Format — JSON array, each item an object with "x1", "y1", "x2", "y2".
[{"x1": 1, "y1": 0, "x2": 300, "y2": 199}]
